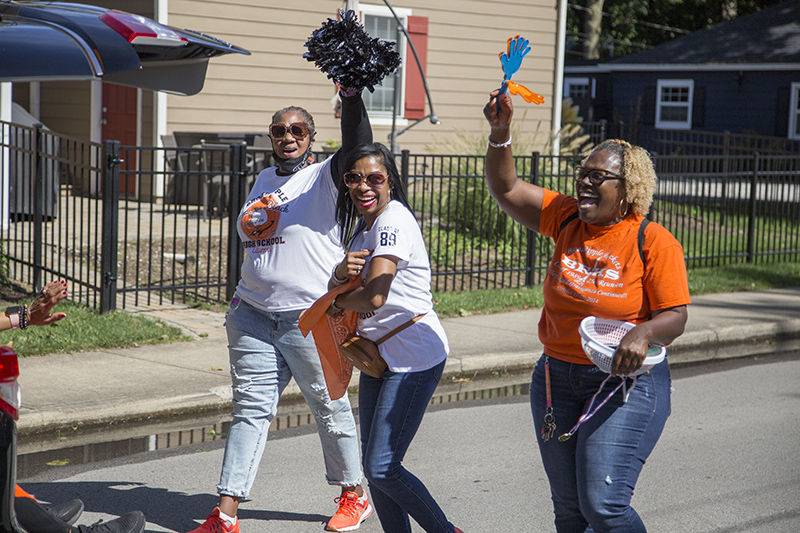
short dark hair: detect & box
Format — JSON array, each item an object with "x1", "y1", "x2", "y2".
[{"x1": 271, "y1": 106, "x2": 315, "y2": 136}]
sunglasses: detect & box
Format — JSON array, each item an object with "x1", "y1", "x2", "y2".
[
  {"x1": 574, "y1": 166, "x2": 624, "y2": 185},
  {"x1": 343, "y1": 171, "x2": 388, "y2": 189},
  {"x1": 269, "y1": 122, "x2": 311, "y2": 140}
]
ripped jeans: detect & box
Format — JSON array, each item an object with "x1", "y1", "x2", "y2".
[{"x1": 217, "y1": 297, "x2": 362, "y2": 498}]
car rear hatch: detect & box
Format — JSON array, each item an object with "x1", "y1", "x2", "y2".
[{"x1": 0, "y1": 1, "x2": 249, "y2": 94}]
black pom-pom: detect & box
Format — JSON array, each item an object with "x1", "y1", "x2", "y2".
[{"x1": 304, "y1": 9, "x2": 402, "y2": 93}]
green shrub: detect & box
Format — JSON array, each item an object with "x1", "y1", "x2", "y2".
[{"x1": 0, "y1": 242, "x2": 8, "y2": 286}]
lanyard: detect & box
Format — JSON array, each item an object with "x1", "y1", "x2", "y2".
[
  {"x1": 540, "y1": 356, "x2": 556, "y2": 442},
  {"x1": 558, "y1": 375, "x2": 627, "y2": 442},
  {"x1": 541, "y1": 355, "x2": 634, "y2": 443}
]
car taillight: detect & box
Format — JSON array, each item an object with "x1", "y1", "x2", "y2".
[
  {"x1": 0, "y1": 347, "x2": 21, "y2": 421},
  {"x1": 100, "y1": 10, "x2": 188, "y2": 47}
]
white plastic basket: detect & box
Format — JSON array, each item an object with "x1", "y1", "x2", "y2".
[{"x1": 579, "y1": 316, "x2": 666, "y2": 376}]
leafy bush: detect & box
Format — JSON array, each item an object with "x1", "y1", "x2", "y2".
[{"x1": 0, "y1": 242, "x2": 8, "y2": 286}]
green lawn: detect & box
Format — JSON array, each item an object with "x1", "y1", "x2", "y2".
[{"x1": 0, "y1": 300, "x2": 188, "y2": 357}]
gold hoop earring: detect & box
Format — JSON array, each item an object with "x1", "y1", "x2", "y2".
[{"x1": 619, "y1": 199, "x2": 630, "y2": 218}]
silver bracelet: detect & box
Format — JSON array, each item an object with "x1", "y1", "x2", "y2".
[
  {"x1": 488, "y1": 135, "x2": 512, "y2": 149},
  {"x1": 331, "y1": 265, "x2": 348, "y2": 285}
]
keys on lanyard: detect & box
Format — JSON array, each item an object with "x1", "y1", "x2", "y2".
[
  {"x1": 540, "y1": 356, "x2": 557, "y2": 442},
  {"x1": 541, "y1": 408, "x2": 556, "y2": 442}
]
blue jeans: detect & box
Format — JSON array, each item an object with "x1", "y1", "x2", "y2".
[
  {"x1": 217, "y1": 297, "x2": 362, "y2": 498},
  {"x1": 359, "y1": 360, "x2": 456, "y2": 533},
  {"x1": 530, "y1": 355, "x2": 671, "y2": 533}
]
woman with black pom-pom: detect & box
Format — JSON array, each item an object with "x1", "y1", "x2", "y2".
[{"x1": 187, "y1": 89, "x2": 374, "y2": 533}]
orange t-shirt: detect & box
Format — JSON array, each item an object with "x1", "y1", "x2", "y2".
[{"x1": 539, "y1": 189, "x2": 691, "y2": 364}]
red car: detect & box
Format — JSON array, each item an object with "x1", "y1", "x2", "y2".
[{"x1": 0, "y1": 346, "x2": 22, "y2": 532}]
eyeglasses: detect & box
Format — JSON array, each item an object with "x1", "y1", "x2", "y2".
[
  {"x1": 269, "y1": 122, "x2": 311, "y2": 140},
  {"x1": 343, "y1": 171, "x2": 388, "y2": 189},
  {"x1": 574, "y1": 166, "x2": 624, "y2": 185}
]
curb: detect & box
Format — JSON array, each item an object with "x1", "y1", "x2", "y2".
[{"x1": 17, "y1": 320, "x2": 800, "y2": 437}]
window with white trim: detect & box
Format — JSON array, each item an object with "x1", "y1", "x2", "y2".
[
  {"x1": 564, "y1": 77, "x2": 593, "y2": 100},
  {"x1": 656, "y1": 79, "x2": 693, "y2": 130},
  {"x1": 360, "y1": 4, "x2": 410, "y2": 126},
  {"x1": 789, "y1": 82, "x2": 800, "y2": 140}
]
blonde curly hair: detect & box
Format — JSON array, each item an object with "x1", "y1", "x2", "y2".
[{"x1": 582, "y1": 139, "x2": 656, "y2": 216}]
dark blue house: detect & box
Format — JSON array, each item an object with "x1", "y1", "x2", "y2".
[{"x1": 564, "y1": 0, "x2": 800, "y2": 144}]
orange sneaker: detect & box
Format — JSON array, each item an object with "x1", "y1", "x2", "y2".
[
  {"x1": 187, "y1": 507, "x2": 239, "y2": 533},
  {"x1": 326, "y1": 491, "x2": 372, "y2": 531}
]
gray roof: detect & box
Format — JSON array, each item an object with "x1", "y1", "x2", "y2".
[{"x1": 611, "y1": 0, "x2": 800, "y2": 65}]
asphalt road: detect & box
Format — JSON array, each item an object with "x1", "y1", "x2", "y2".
[{"x1": 19, "y1": 351, "x2": 800, "y2": 532}]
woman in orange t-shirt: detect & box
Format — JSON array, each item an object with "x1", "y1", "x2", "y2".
[{"x1": 483, "y1": 90, "x2": 690, "y2": 533}]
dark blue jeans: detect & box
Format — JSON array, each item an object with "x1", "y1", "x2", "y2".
[
  {"x1": 531, "y1": 355, "x2": 671, "y2": 533},
  {"x1": 359, "y1": 360, "x2": 456, "y2": 533}
]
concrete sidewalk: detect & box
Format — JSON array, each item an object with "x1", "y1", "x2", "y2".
[{"x1": 16, "y1": 287, "x2": 800, "y2": 435}]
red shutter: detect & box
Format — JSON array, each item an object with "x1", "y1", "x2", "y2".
[{"x1": 404, "y1": 16, "x2": 428, "y2": 120}]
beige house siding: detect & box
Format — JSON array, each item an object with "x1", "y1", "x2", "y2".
[
  {"x1": 41, "y1": 83, "x2": 92, "y2": 142},
  {"x1": 10, "y1": 82, "x2": 91, "y2": 141},
  {"x1": 167, "y1": 0, "x2": 560, "y2": 154},
  {"x1": 7, "y1": 1, "x2": 559, "y2": 158}
]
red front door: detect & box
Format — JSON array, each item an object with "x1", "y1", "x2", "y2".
[{"x1": 102, "y1": 83, "x2": 138, "y2": 196}]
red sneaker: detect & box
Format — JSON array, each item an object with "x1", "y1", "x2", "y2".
[
  {"x1": 187, "y1": 507, "x2": 239, "y2": 533},
  {"x1": 326, "y1": 491, "x2": 372, "y2": 531}
]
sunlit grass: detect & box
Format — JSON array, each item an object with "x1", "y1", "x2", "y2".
[{"x1": 0, "y1": 300, "x2": 188, "y2": 357}]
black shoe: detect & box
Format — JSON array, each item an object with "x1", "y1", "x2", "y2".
[
  {"x1": 77, "y1": 511, "x2": 146, "y2": 533},
  {"x1": 43, "y1": 499, "x2": 85, "y2": 525}
]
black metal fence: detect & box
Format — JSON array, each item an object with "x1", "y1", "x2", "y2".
[{"x1": 3, "y1": 120, "x2": 799, "y2": 313}]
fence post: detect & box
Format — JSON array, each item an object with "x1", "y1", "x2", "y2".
[
  {"x1": 100, "y1": 141, "x2": 120, "y2": 314},
  {"x1": 400, "y1": 150, "x2": 410, "y2": 192},
  {"x1": 226, "y1": 143, "x2": 248, "y2": 301},
  {"x1": 525, "y1": 152, "x2": 540, "y2": 287},
  {"x1": 746, "y1": 152, "x2": 759, "y2": 264},
  {"x1": 32, "y1": 124, "x2": 43, "y2": 292},
  {"x1": 721, "y1": 131, "x2": 730, "y2": 227}
]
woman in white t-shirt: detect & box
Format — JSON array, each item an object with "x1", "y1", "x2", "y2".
[
  {"x1": 327, "y1": 143, "x2": 463, "y2": 533},
  {"x1": 189, "y1": 89, "x2": 373, "y2": 533}
]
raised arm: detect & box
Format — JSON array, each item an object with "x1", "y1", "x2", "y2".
[
  {"x1": 331, "y1": 89, "x2": 372, "y2": 183},
  {"x1": 484, "y1": 89, "x2": 546, "y2": 232}
]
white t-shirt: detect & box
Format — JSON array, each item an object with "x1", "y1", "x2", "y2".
[
  {"x1": 349, "y1": 200, "x2": 449, "y2": 372},
  {"x1": 236, "y1": 157, "x2": 343, "y2": 312}
]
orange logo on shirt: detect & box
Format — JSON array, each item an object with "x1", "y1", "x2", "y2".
[{"x1": 241, "y1": 194, "x2": 282, "y2": 240}]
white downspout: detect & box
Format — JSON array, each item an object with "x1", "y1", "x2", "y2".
[
  {"x1": 551, "y1": 0, "x2": 567, "y2": 156},
  {"x1": 1, "y1": 83, "x2": 11, "y2": 229},
  {"x1": 154, "y1": 0, "x2": 169, "y2": 197}
]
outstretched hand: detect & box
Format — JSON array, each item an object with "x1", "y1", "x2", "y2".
[
  {"x1": 505, "y1": 81, "x2": 545, "y2": 105},
  {"x1": 499, "y1": 35, "x2": 530, "y2": 81},
  {"x1": 28, "y1": 280, "x2": 68, "y2": 327}
]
